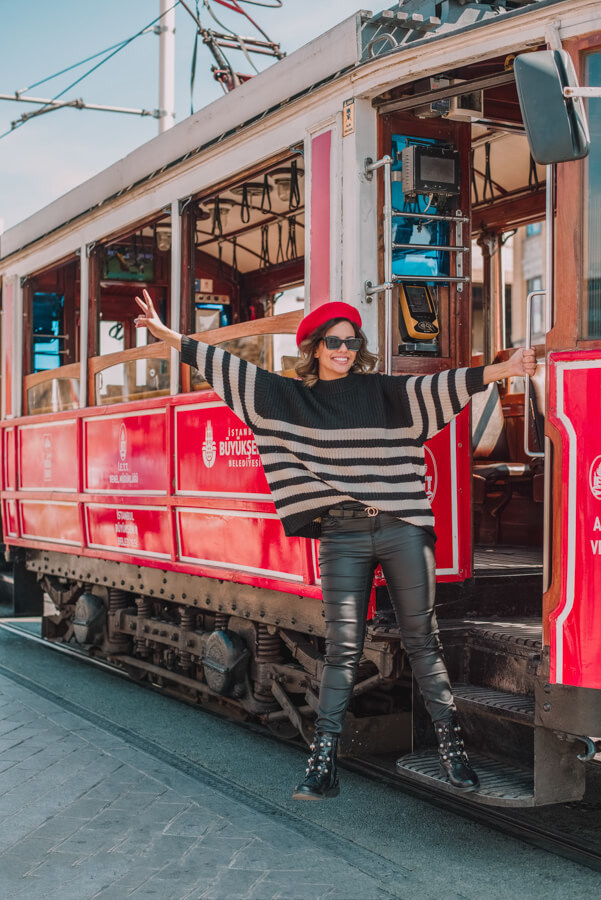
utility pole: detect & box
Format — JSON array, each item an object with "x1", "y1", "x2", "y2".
[{"x1": 158, "y1": 0, "x2": 176, "y2": 133}]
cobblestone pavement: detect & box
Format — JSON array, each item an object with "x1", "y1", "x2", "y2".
[{"x1": 0, "y1": 672, "x2": 402, "y2": 900}]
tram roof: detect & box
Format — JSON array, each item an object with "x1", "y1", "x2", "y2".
[{"x1": 0, "y1": 0, "x2": 564, "y2": 262}]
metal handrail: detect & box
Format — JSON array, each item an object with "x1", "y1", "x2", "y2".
[
  {"x1": 391, "y1": 209, "x2": 469, "y2": 224},
  {"x1": 524, "y1": 289, "x2": 547, "y2": 459},
  {"x1": 366, "y1": 273, "x2": 469, "y2": 296},
  {"x1": 392, "y1": 243, "x2": 469, "y2": 253},
  {"x1": 365, "y1": 155, "x2": 393, "y2": 374}
]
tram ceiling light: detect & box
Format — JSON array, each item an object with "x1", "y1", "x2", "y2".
[
  {"x1": 202, "y1": 198, "x2": 234, "y2": 229},
  {"x1": 271, "y1": 167, "x2": 304, "y2": 203},
  {"x1": 196, "y1": 204, "x2": 212, "y2": 221},
  {"x1": 230, "y1": 181, "x2": 270, "y2": 199}
]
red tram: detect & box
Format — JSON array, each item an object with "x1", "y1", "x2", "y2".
[{"x1": 1, "y1": 0, "x2": 601, "y2": 807}]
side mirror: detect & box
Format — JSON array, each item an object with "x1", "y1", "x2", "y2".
[{"x1": 514, "y1": 50, "x2": 590, "y2": 165}]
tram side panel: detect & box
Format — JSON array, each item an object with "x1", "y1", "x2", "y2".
[{"x1": 0, "y1": 393, "x2": 315, "y2": 593}]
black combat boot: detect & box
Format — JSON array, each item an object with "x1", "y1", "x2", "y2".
[
  {"x1": 435, "y1": 714, "x2": 480, "y2": 791},
  {"x1": 292, "y1": 733, "x2": 339, "y2": 801}
]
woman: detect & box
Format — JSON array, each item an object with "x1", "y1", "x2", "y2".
[{"x1": 134, "y1": 290, "x2": 536, "y2": 800}]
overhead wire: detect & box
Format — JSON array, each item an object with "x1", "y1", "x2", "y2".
[
  {"x1": 211, "y1": 0, "x2": 280, "y2": 43},
  {"x1": 0, "y1": 1, "x2": 181, "y2": 142},
  {"x1": 16, "y1": 30, "x2": 156, "y2": 97},
  {"x1": 216, "y1": 0, "x2": 283, "y2": 7}
]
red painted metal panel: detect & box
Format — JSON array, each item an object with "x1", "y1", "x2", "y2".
[
  {"x1": 84, "y1": 410, "x2": 167, "y2": 493},
  {"x1": 427, "y1": 408, "x2": 472, "y2": 582},
  {"x1": 175, "y1": 401, "x2": 270, "y2": 496},
  {"x1": 177, "y1": 507, "x2": 306, "y2": 581},
  {"x1": 19, "y1": 419, "x2": 78, "y2": 491},
  {"x1": 3, "y1": 427, "x2": 15, "y2": 490},
  {"x1": 20, "y1": 500, "x2": 81, "y2": 545},
  {"x1": 310, "y1": 131, "x2": 331, "y2": 308},
  {"x1": 86, "y1": 504, "x2": 171, "y2": 558},
  {"x1": 548, "y1": 350, "x2": 601, "y2": 688},
  {"x1": 3, "y1": 500, "x2": 18, "y2": 536}
]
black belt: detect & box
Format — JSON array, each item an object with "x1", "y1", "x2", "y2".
[{"x1": 327, "y1": 506, "x2": 379, "y2": 519}]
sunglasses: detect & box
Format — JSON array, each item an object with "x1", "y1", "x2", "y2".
[{"x1": 322, "y1": 335, "x2": 363, "y2": 351}]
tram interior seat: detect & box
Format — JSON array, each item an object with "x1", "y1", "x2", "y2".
[{"x1": 471, "y1": 361, "x2": 545, "y2": 544}]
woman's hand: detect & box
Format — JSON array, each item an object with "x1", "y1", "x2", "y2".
[
  {"x1": 505, "y1": 347, "x2": 537, "y2": 377},
  {"x1": 134, "y1": 289, "x2": 182, "y2": 351},
  {"x1": 483, "y1": 347, "x2": 537, "y2": 385}
]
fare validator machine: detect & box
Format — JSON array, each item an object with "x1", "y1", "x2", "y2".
[{"x1": 392, "y1": 140, "x2": 462, "y2": 355}]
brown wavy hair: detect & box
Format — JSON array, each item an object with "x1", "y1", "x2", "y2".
[{"x1": 295, "y1": 317, "x2": 379, "y2": 388}]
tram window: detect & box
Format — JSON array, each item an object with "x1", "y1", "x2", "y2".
[
  {"x1": 99, "y1": 320, "x2": 125, "y2": 355},
  {"x1": 583, "y1": 52, "x2": 601, "y2": 338},
  {"x1": 32, "y1": 293, "x2": 64, "y2": 373},
  {"x1": 189, "y1": 156, "x2": 305, "y2": 336},
  {"x1": 96, "y1": 321, "x2": 123, "y2": 400}
]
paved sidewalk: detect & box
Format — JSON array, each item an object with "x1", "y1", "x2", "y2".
[{"x1": 0, "y1": 672, "x2": 396, "y2": 900}]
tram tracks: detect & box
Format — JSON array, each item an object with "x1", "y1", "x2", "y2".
[{"x1": 2, "y1": 619, "x2": 601, "y2": 875}]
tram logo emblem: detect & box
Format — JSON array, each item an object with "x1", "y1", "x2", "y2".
[
  {"x1": 589, "y1": 456, "x2": 601, "y2": 500},
  {"x1": 119, "y1": 424, "x2": 127, "y2": 462},
  {"x1": 424, "y1": 446, "x2": 438, "y2": 503},
  {"x1": 202, "y1": 420, "x2": 217, "y2": 469}
]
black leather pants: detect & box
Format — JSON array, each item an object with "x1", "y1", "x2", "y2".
[{"x1": 316, "y1": 511, "x2": 455, "y2": 734}]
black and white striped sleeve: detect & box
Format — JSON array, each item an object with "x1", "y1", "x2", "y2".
[
  {"x1": 405, "y1": 366, "x2": 486, "y2": 441},
  {"x1": 180, "y1": 336, "x2": 264, "y2": 427}
]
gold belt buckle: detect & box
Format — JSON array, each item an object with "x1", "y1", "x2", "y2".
[{"x1": 365, "y1": 506, "x2": 379, "y2": 517}]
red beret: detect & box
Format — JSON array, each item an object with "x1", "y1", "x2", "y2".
[{"x1": 296, "y1": 301, "x2": 362, "y2": 347}]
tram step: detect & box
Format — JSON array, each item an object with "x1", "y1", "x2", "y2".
[
  {"x1": 451, "y1": 682, "x2": 535, "y2": 768},
  {"x1": 453, "y1": 683, "x2": 535, "y2": 725},
  {"x1": 464, "y1": 619, "x2": 542, "y2": 696},
  {"x1": 395, "y1": 749, "x2": 535, "y2": 807}
]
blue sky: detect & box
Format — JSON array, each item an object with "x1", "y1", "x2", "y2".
[{"x1": 0, "y1": 1, "x2": 374, "y2": 232}]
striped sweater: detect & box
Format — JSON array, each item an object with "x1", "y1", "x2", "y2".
[{"x1": 181, "y1": 336, "x2": 486, "y2": 538}]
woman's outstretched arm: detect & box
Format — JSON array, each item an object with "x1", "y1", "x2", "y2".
[{"x1": 400, "y1": 347, "x2": 538, "y2": 442}]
